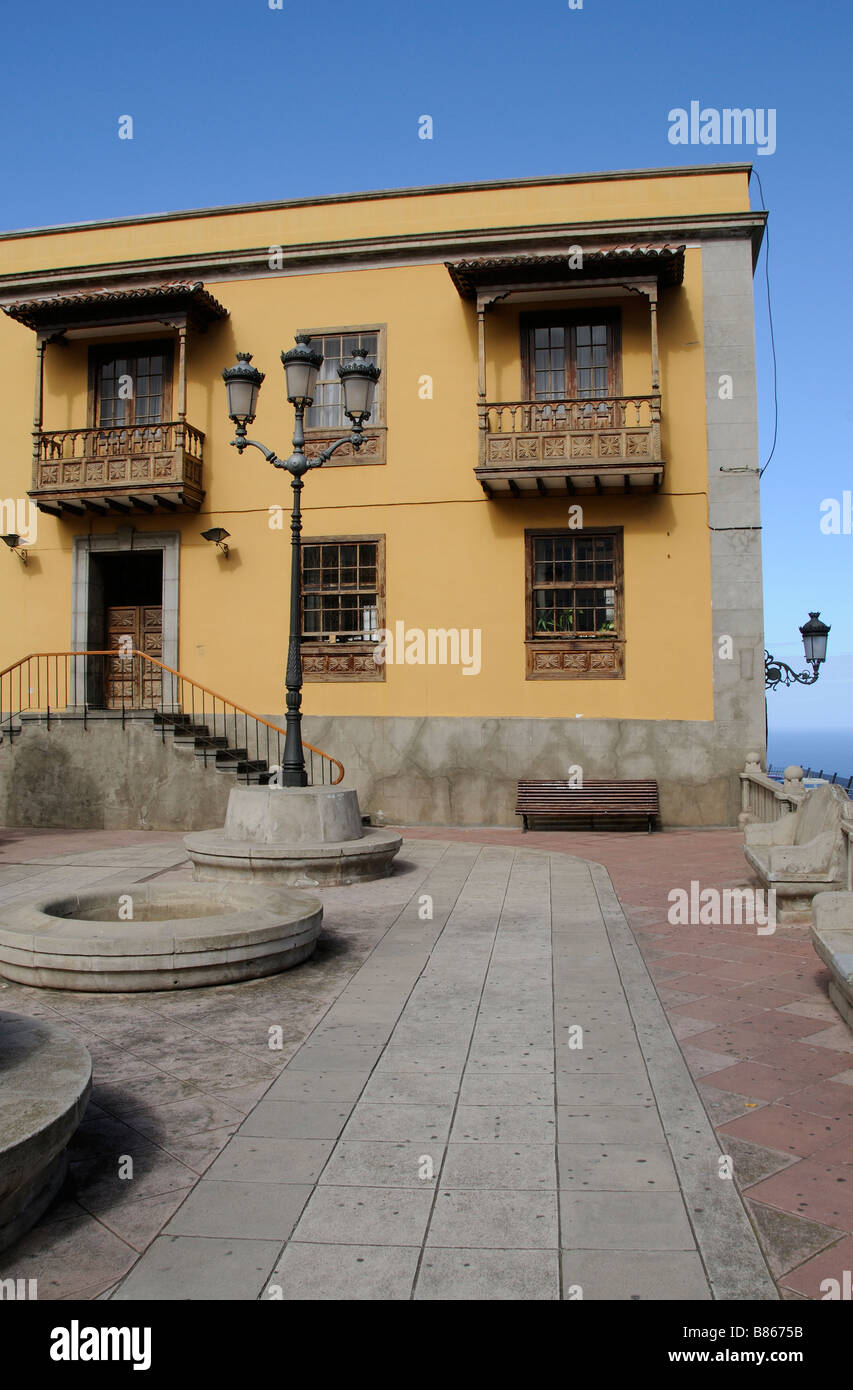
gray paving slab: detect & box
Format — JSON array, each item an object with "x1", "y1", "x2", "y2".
[
  {"x1": 269, "y1": 1242, "x2": 420, "y2": 1300},
  {"x1": 106, "y1": 840, "x2": 779, "y2": 1301},
  {"x1": 164, "y1": 1180, "x2": 312, "y2": 1239},
  {"x1": 451, "y1": 1105, "x2": 557, "y2": 1143},
  {"x1": 319, "y1": 1141, "x2": 440, "y2": 1189},
  {"x1": 426, "y1": 1189, "x2": 559, "y2": 1249},
  {"x1": 238, "y1": 1100, "x2": 353, "y2": 1140},
  {"x1": 557, "y1": 1142, "x2": 680, "y2": 1192},
  {"x1": 561, "y1": 1250, "x2": 713, "y2": 1301},
  {"x1": 340, "y1": 1103, "x2": 453, "y2": 1143},
  {"x1": 415, "y1": 1248, "x2": 560, "y2": 1301},
  {"x1": 263, "y1": 1070, "x2": 369, "y2": 1103},
  {"x1": 206, "y1": 1136, "x2": 336, "y2": 1184},
  {"x1": 557, "y1": 1105, "x2": 664, "y2": 1143},
  {"x1": 441, "y1": 1143, "x2": 557, "y2": 1190},
  {"x1": 293, "y1": 1185, "x2": 434, "y2": 1246},
  {"x1": 112, "y1": 1235, "x2": 281, "y2": 1300},
  {"x1": 560, "y1": 1190, "x2": 697, "y2": 1251}
]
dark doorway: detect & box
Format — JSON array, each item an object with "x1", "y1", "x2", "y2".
[{"x1": 87, "y1": 550, "x2": 164, "y2": 708}]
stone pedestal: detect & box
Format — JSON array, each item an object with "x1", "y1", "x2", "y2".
[{"x1": 184, "y1": 785, "x2": 402, "y2": 888}]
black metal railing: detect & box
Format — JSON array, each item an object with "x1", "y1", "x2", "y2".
[{"x1": 0, "y1": 650, "x2": 344, "y2": 787}]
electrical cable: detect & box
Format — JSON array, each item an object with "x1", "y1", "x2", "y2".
[{"x1": 750, "y1": 168, "x2": 778, "y2": 478}]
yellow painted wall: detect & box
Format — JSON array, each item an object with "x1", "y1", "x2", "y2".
[
  {"x1": 0, "y1": 169, "x2": 735, "y2": 722},
  {"x1": 0, "y1": 167, "x2": 750, "y2": 274}
]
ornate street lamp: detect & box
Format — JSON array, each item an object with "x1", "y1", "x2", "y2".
[
  {"x1": 1, "y1": 533, "x2": 28, "y2": 564},
  {"x1": 201, "y1": 527, "x2": 231, "y2": 557},
  {"x1": 222, "y1": 337, "x2": 380, "y2": 786},
  {"x1": 765, "y1": 612, "x2": 831, "y2": 690}
]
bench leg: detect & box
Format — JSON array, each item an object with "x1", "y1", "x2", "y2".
[{"x1": 522, "y1": 815, "x2": 528, "y2": 833}]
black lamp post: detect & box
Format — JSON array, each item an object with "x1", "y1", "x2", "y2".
[
  {"x1": 222, "y1": 338, "x2": 380, "y2": 787},
  {"x1": 765, "y1": 612, "x2": 831, "y2": 690}
]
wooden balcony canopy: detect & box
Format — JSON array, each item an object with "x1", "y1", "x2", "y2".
[
  {"x1": 445, "y1": 245, "x2": 685, "y2": 299},
  {"x1": 3, "y1": 280, "x2": 228, "y2": 333},
  {"x1": 4, "y1": 282, "x2": 229, "y2": 517},
  {"x1": 446, "y1": 245, "x2": 682, "y2": 498}
]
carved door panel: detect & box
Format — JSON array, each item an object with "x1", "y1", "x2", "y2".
[{"x1": 105, "y1": 606, "x2": 162, "y2": 708}]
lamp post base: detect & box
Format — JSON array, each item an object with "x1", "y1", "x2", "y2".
[
  {"x1": 184, "y1": 785, "x2": 402, "y2": 887},
  {"x1": 280, "y1": 770, "x2": 309, "y2": 788}
]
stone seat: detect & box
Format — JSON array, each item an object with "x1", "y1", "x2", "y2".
[
  {"x1": 811, "y1": 891, "x2": 853, "y2": 1030},
  {"x1": 743, "y1": 782, "x2": 850, "y2": 923}
]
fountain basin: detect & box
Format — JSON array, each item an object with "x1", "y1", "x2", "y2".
[
  {"x1": 0, "y1": 1012, "x2": 92, "y2": 1251},
  {"x1": 0, "y1": 882, "x2": 323, "y2": 991}
]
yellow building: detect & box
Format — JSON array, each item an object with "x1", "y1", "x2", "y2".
[{"x1": 0, "y1": 164, "x2": 766, "y2": 828}]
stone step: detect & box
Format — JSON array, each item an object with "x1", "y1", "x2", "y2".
[
  {"x1": 173, "y1": 725, "x2": 212, "y2": 745},
  {"x1": 193, "y1": 736, "x2": 229, "y2": 756},
  {"x1": 214, "y1": 748, "x2": 249, "y2": 769}
]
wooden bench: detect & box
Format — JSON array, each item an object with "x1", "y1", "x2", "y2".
[{"x1": 516, "y1": 779, "x2": 660, "y2": 832}]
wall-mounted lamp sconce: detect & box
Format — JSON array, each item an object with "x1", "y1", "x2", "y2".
[
  {"x1": 1, "y1": 533, "x2": 28, "y2": 564},
  {"x1": 765, "y1": 612, "x2": 831, "y2": 690},
  {"x1": 201, "y1": 527, "x2": 230, "y2": 558}
]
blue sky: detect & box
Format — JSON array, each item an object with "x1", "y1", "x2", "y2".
[{"x1": 2, "y1": 0, "x2": 851, "y2": 753}]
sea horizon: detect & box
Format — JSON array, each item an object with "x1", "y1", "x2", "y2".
[{"x1": 767, "y1": 727, "x2": 853, "y2": 780}]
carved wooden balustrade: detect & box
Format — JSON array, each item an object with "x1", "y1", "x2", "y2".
[
  {"x1": 480, "y1": 395, "x2": 661, "y2": 465},
  {"x1": 475, "y1": 394, "x2": 663, "y2": 496},
  {"x1": 31, "y1": 422, "x2": 205, "y2": 514}
]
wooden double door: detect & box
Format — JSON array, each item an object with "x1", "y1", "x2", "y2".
[{"x1": 105, "y1": 605, "x2": 163, "y2": 708}]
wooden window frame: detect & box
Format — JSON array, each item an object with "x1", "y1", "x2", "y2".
[
  {"x1": 524, "y1": 526, "x2": 625, "y2": 681},
  {"x1": 521, "y1": 309, "x2": 622, "y2": 402},
  {"x1": 88, "y1": 340, "x2": 174, "y2": 429},
  {"x1": 298, "y1": 324, "x2": 387, "y2": 467},
  {"x1": 301, "y1": 534, "x2": 386, "y2": 682}
]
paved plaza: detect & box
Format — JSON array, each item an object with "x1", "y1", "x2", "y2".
[{"x1": 1, "y1": 824, "x2": 851, "y2": 1300}]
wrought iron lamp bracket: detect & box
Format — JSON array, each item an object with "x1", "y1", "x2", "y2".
[{"x1": 764, "y1": 650, "x2": 821, "y2": 691}]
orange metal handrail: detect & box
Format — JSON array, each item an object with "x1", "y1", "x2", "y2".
[{"x1": 0, "y1": 650, "x2": 344, "y2": 784}]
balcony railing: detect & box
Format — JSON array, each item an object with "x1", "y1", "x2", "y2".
[
  {"x1": 31, "y1": 422, "x2": 205, "y2": 514},
  {"x1": 476, "y1": 394, "x2": 663, "y2": 496}
]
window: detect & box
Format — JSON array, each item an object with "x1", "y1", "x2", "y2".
[
  {"x1": 304, "y1": 331, "x2": 382, "y2": 430},
  {"x1": 91, "y1": 343, "x2": 173, "y2": 428},
  {"x1": 301, "y1": 536, "x2": 385, "y2": 681},
  {"x1": 523, "y1": 313, "x2": 620, "y2": 403},
  {"x1": 525, "y1": 528, "x2": 624, "y2": 680}
]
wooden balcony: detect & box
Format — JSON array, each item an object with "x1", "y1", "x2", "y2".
[
  {"x1": 476, "y1": 395, "x2": 664, "y2": 497},
  {"x1": 30, "y1": 422, "x2": 205, "y2": 515}
]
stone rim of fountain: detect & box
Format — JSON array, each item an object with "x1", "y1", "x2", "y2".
[
  {"x1": 0, "y1": 881, "x2": 323, "y2": 991},
  {"x1": 0, "y1": 1012, "x2": 92, "y2": 1252}
]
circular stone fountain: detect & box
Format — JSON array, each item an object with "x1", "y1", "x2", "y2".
[
  {"x1": 0, "y1": 882, "x2": 322, "y2": 991},
  {"x1": 184, "y1": 785, "x2": 402, "y2": 888},
  {"x1": 0, "y1": 1011, "x2": 92, "y2": 1252}
]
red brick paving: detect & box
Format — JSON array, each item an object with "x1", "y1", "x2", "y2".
[{"x1": 721, "y1": 1104, "x2": 853, "y2": 1158}]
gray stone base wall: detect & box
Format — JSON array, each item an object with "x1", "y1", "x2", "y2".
[
  {"x1": 0, "y1": 715, "x2": 232, "y2": 832},
  {"x1": 303, "y1": 715, "x2": 752, "y2": 828},
  {"x1": 0, "y1": 711, "x2": 754, "y2": 831}
]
